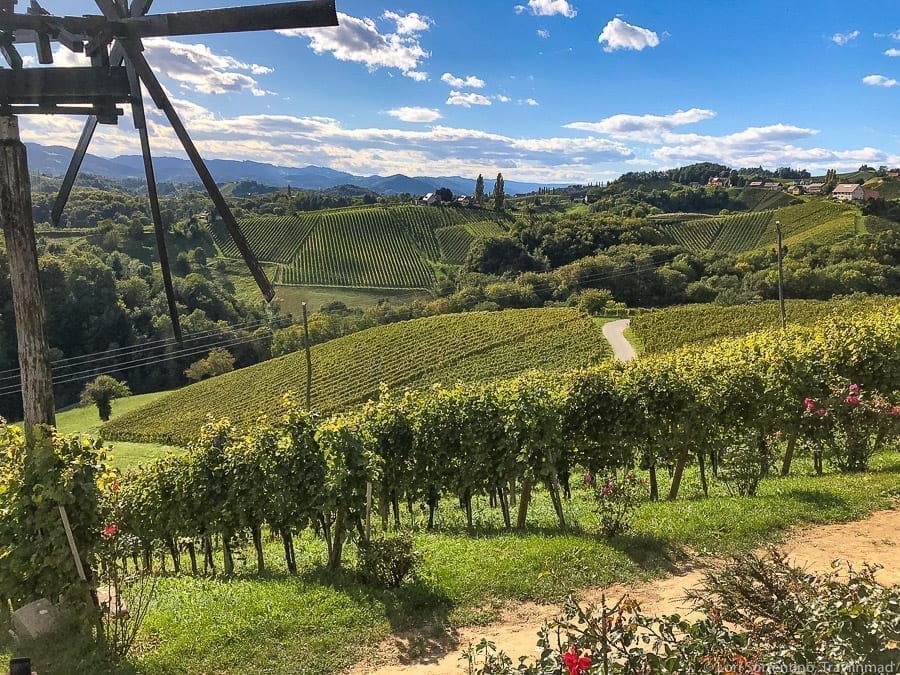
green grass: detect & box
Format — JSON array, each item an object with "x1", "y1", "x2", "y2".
[
  {"x1": 102, "y1": 308, "x2": 612, "y2": 446},
  {"x1": 272, "y1": 285, "x2": 431, "y2": 315},
  {"x1": 631, "y1": 296, "x2": 900, "y2": 354},
  {"x1": 4, "y1": 450, "x2": 898, "y2": 674},
  {"x1": 10, "y1": 392, "x2": 177, "y2": 470}
]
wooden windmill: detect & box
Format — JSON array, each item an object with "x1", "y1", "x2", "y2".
[
  {"x1": 1, "y1": 0, "x2": 338, "y2": 341},
  {"x1": 0, "y1": 0, "x2": 338, "y2": 437}
]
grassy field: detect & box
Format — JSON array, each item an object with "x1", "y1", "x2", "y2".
[
  {"x1": 209, "y1": 205, "x2": 510, "y2": 290},
  {"x1": 10, "y1": 392, "x2": 178, "y2": 469},
  {"x1": 631, "y1": 296, "x2": 900, "y2": 354},
  {"x1": 3, "y1": 450, "x2": 898, "y2": 674},
  {"x1": 660, "y1": 200, "x2": 857, "y2": 253},
  {"x1": 102, "y1": 308, "x2": 612, "y2": 446}
]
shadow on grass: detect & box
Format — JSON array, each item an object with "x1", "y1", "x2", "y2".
[
  {"x1": 781, "y1": 489, "x2": 849, "y2": 510},
  {"x1": 0, "y1": 628, "x2": 139, "y2": 675}
]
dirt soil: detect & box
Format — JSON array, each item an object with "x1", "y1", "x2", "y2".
[{"x1": 348, "y1": 508, "x2": 900, "y2": 674}]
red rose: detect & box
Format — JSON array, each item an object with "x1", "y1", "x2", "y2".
[
  {"x1": 563, "y1": 646, "x2": 592, "y2": 675},
  {"x1": 102, "y1": 524, "x2": 118, "y2": 538}
]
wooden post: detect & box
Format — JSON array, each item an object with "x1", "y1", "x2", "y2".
[
  {"x1": 0, "y1": 115, "x2": 56, "y2": 434},
  {"x1": 775, "y1": 220, "x2": 786, "y2": 331},
  {"x1": 302, "y1": 301, "x2": 312, "y2": 410}
]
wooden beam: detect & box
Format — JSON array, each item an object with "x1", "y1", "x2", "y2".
[
  {"x1": 0, "y1": 67, "x2": 131, "y2": 106},
  {"x1": 0, "y1": 116, "x2": 55, "y2": 434}
]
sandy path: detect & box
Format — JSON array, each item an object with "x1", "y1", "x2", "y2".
[
  {"x1": 349, "y1": 508, "x2": 900, "y2": 674},
  {"x1": 602, "y1": 319, "x2": 636, "y2": 362}
]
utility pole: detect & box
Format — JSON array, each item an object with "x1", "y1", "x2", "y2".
[
  {"x1": 775, "y1": 220, "x2": 786, "y2": 331},
  {"x1": 301, "y1": 302, "x2": 312, "y2": 410},
  {"x1": 0, "y1": 116, "x2": 56, "y2": 435}
]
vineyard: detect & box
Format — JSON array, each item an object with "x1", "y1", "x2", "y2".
[
  {"x1": 206, "y1": 205, "x2": 510, "y2": 289},
  {"x1": 732, "y1": 187, "x2": 796, "y2": 211},
  {"x1": 631, "y1": 296, "x2": 900, "y2": 354},
  {"x1": 102, "y1": 307, "x2": 610, "y2": 446},
  {"x1": 662, "y1": 200, "x2": 857, "y2": 254}
]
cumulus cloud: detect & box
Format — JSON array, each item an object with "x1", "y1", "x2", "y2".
[
  {"x1": 279, "y1": 11, "x2": 432, "y2": 81},
  {"x1": 566, "y1": 108, "x2": 715, "y2": 136},
  {"x1": 495, "y1": 95, "x2": 512, "y2": 103},
  {"x1": 446, "y1": 91, "x2": 492, "y2": 107},
  {"x1": 141, "y1": 38, "x2": 275, "y2": 96},
  {"x1": 386, "y1": 107, "x2": 442, "y2": 123},
  {"x1": 523, "y1": 98, "x2": 539, "y2": 106},
  {"x1": 863, "y1": 74, "x2": 899, "y2": 87},
  {"x1": 514, "y1": 0, "x2": 576, "y2": 19},
  {"x1": 441, "y1": 72, "x2": 486, "y2": 88},
  {"x1": 831, "y1": 30, "x2": 860, "y2": 46},
  {"x1": 537, "y1": 29, "x2": 550, "y2": 39},
  {"x1": 885, "y1": 48, "x2": 900, "y2": 57},
  {"x1": 598, "y1": 18, "x2": 660, "y2": 52}
]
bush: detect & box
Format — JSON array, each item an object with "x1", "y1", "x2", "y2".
[
  {"x1": 718, "y1": 433, "x2": 774, "y2": 496},
  {"x1": 590, "y1": 472, "x2": 645, "y2": 537},
  {"x1": 356, "y1": 533, "x2": 420, "y2": 588}
]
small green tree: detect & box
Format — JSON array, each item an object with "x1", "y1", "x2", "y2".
[
  {"x1": 474, "y1": 174, "x2": 485, "y2": 205},
  {"x1": 184, "y1": 347, "x2": 235, "y2": 382},
  {"x1": 492, "y1": 172, "x2": 505, "y2": 212},
  {"x1": 81, "y1": 375, "x2": 131, "y2": 421}
]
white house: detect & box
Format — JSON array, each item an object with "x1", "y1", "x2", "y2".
[
  {"x1": 831, "y1": 184, "x2": 865, "y2": 201},
  {"x1": 420, "y1": 192, "x2": 438, "y2": 206}
]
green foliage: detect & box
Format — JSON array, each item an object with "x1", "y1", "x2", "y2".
[
  {"x1": 590, "y1": 471, "x2": 646, "y2": 536},
  {"x1": 492, "y1": 173, "x2": 505, "y2": 212},
  {"x1": 718, "y1": 433, "x2": 774, "y2": 496},
  {"x1": 0, "y1": 423, "x2": 108, "y2": 622},
  {"x1": 80, "y1": 375, "x2": 131, "y2": 422},
  {"x1": 356, "y1": 533, "x2": 420, "y2": 588},
  {"x1": 183, "y1": 348, "x2": 235, "y2": 382},
  {"x1": 631, "y1": 296, "x2": 900, "y2": 354},
  {"x1": 103, "y1": 308, "x2": 610, "y2": 446}
]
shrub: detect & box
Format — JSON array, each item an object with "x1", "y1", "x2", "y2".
[
  {"x1": 356, "y1": 533, "x2": 420, "y2": 588},
  {"x1": 718, "y1": 433, "x2": 775, "y2": 496},
  {"x1": 80, "y1": 375, "x2": 131, "y2": 421},
  {"x1": 590, "y1": 472, "x2": 645, "y2": 537}
]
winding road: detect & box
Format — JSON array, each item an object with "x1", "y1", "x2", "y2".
[{"x1": 602, "y1": 318, "x2": 636, "y2": 361}]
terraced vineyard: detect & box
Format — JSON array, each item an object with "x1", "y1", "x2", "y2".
[
  {"x1": 207, "y1": 205, "x2": 509, "y2": 289},
  {"x1": 631, "y1": 296, "x2": 900, "y2": 354},
  {"x1": 102, "y1": 307, "x2": 610, "y2": 446},
  {"x1": 664, "y1": 200, "x2": 856, "y2": 254}
]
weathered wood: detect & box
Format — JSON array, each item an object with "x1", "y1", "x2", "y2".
[
  {"x1": 51, "y1": 115, "x2": 98, "y2": 227},
  {"x1": 124, "y1": 43, "x2": 276, "y2": 301},
  {"x1": 0, "y1": 116, "x2": 55, "y2": 434},
  {"x1": 0, "y1": 67, "x2": 131, "y2": 106}
]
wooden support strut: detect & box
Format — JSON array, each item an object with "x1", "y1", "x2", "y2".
[
  {"x1": 121, "y1": 42, "x2": 276, "y2": 301},
  {"x1": 0, "y1": 115, "x2": 55, "y2": 433}
]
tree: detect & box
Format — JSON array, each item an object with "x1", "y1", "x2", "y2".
[
  {"x1": 466, "y1": 235, "x2": 537, "y2": 275},
  {"x1": 474, "y1": 174, "x2": 485, "y2": 205},
  {"x1": 435, "y1": 187, "x2": 453, "y2": 203},
  {"x1": 80, "y1": 375, "x2": 131, "y2": 421},
  {"x1": 492, "y1": 173, "x2": 505, "y2": 211},
  {"x1": 184, "y1": 348, "x2": 236, "y2": 382}
]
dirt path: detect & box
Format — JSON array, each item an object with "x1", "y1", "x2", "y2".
[
  {"x1": 602, "y1": 319, "x2": 636, "y2": 362},
  {"x1": 349, "y1": 508, "x2": 900, "y2": 674}
]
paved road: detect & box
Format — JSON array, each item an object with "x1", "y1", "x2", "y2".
[{"x1": 602, "y1": 318, "x2": 637, "y2": 362}]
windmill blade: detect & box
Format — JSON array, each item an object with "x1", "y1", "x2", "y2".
[
  {"x1": 121, "y1": 41, "x2": 276, "y2": 301},
  {"x1": 51, "y1": 0, "x2": 154, "y2": 226}
]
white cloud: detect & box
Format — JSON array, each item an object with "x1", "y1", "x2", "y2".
[
  {"x1": 598, "y1": 18, "x2": 660, "y2": 53},
  {"x1": 566, "y1": 108, "x2": 715, "y2": 135},
  {"x1": 441, "y1": 72, "x2": 486, "y2": 89},
  {"x1": 514, "y1": 0, "x2": 576, "y2": 19},
  {"x1": 382, "y1": 11, "x2": 433, "y2": 35},
  {"x1": 279, "y1": 11, "x2": 431, "y2": 81},
  {"x1": 494, "y1": 95, "x2": 512, "y2": 103},
  {"x1": 537, "y1": 29, "x2": 551, "y2": 39},
  {"x1": 831, "y1": 30, "x2": 860, "y2": 46},
  {"x1": 447, "y1": 91, "x2": 492, "y2": 107},
  {"x1": 524, "y1": 98, "x2": 539, "y2": 106},
  {"x1": 386, "y1": 107, "x2": 442, "y2": 123},
  {"x1": 885, "y1": 48, "x2": 900, "y2": 57},
  {"x1": 863, "y1": 74, "x2": 899, "y2": 87},
  {"x1": 141, "y1": 38, "x2": 275, "y2": 96}
]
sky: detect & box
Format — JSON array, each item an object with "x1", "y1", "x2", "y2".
[{"x1": 9, "y1": 0, "x2": 900, "y2": 184}]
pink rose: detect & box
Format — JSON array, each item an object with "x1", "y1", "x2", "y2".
[
  {"x1": 817, "y1": 408, "x2": 828, "y2": 417},
  {"x1": 845, "y1": 395, "x2": 860, "y2": 407},
  {"x1": 849, "y1": 384, "x2": 860, "y2": 394},
  {"x1": 804, "y1": 398, "x2": 817, "y2": 412}
]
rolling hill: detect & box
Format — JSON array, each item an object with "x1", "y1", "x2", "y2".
[
  {"x1": 209, "y1": 205, "x2": 509, "y2": 289},
  {"x1": 659, "y1": 200, "x2": 857, "y2": 253},
  {"x1": 101, "y1": 307, "x2": 612, "y2": 446}
]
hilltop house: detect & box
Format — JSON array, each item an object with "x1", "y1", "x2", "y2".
[
  {"x1": 419, "y1": 192, "x2": 438, "y2": 206},
  {"x1": 832, "y1": 184, "x2": 865, "y2": 201},
  {"x1": 805, "y1": 183, "x2": 825, "y2": 194},
  {"x1": 747, "y1": 180, "x2": 783, "y2": 191},
  {"x1": 707, "y1": 176, "x2": 730, "y2": 187}
]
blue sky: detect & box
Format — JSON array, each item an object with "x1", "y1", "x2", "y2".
[{"x1": 14, "y1": 0, "x2": 900, "y2": 183}]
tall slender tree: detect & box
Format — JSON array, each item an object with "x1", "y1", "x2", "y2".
[
  {"x1": 474, "y1": 174, "x2": 485, "y2": 205},
  {"x1": 492, "y1": 172, "x2": 505, "y2": 212}
]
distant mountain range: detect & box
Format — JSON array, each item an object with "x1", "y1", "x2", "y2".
[{"x1": 26, "y1": 143, "x2": 566, "y2": 197}]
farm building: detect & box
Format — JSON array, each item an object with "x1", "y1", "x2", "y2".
[{"x1": 832, "y1": 184, "x2": 865, "y2": 201}]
